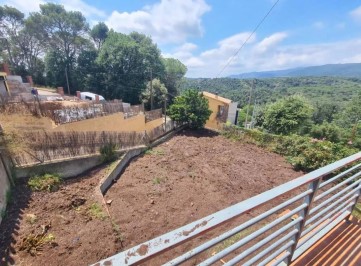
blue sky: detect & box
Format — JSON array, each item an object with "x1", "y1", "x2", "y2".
[{"x1": 2, "y1": 0, "x2": 361, "y2": 77}]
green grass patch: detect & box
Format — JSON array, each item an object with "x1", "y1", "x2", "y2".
[
  {"x1": 152, "y1": 176, "x2": 167, "y2": 185},
  {"x1": 28, "y1": 173, "x2": 61, "y2": 192},
  {"x1": 87, "y1": 203, "x2": 107, "y2": 220},
  {"x1": 111, "y1": 219, "x2": 124, "y2": 244},
  {"x1": 145, "y1": 148, "x2": 165, "y2": 156},
  {"x1": 352, "y1": 203, "x2": 361, "y2": 220}
]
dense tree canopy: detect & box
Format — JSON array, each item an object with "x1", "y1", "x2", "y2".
[
  {"x1": 90, "y1": 22, "x2": 109, "y2": 50},
  {"x1": 161, "y1": 58, "x2": 187, "y2": 100},
  {"x1": 0, "y1": 3, "x2": 187, "y2": 104},
  {"x1": 142, "y1": 78, "x2": 167, "y2": 110}
]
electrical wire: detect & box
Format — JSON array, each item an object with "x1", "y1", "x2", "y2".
[{"x1": 215, "y1": 0, "x2": 281, "y2": 78}]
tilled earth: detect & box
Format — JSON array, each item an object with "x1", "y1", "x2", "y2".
[{"x1": 0, "y1": 129, "x2": 302, "y2": 266}]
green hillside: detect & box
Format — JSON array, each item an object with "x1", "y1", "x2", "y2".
[
  {"x1": 180, "y1": 76, "x2": 361, "y2": 107},
  {"x1": 229, "y1": 63, "x2": 361, "y2": 79}
]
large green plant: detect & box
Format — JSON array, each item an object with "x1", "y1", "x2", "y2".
[
  {"x1": 263, "y1": 95, "x2": 313, "y2": 135},
  {"x1": 168, "y1": 89, "x2": 212, "y2": 129}
]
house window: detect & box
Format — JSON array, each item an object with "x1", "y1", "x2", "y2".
[{"x1": 217, "y1": 105, "x2": 225, "y2": 117}]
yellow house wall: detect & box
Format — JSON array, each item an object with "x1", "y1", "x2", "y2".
[
  {"x1": 204, "y1": 96, "x2": 228, "y2": 129},
  {"x1": 53, "y1": 112, "x2": 164, "y2": 133}
]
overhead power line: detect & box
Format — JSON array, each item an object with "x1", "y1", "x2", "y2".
[{"x1": 215, "y1": 0, "x2": 281, "y2": 78}]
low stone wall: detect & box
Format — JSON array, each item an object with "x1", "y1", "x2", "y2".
[
  {"x1": 15, "y1": 154, "x2": 104, "y2": 179},
  {"x1": 99, "y1": 147, "x2": 146, "y2": 194}
]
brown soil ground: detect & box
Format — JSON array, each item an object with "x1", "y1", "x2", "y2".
[{"x1": 0, "y1": 129, "x2": 302, "y2": 266}]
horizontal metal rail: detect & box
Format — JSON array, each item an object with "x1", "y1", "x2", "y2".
[
  {"x1": 243, "y1": 229, "x2": 298, "y2": 266},
  {"x1": 315, "y1": 170, "x2": 361, "y2": 201},
  {"x1": 319, "y1": 162, "x2": 361, "y2": 188},
  {"x1": 222, "y1": 222, "x2": 302, "y2": 265},
  {"x1": 297, "y1": 202, "x2": 355, "y2": 249},
  {"x1": 306, "y1": 188, "x2": 359, "y2": 226},
  {"x1": 165, "y1": 190, "x2": 312, "y2": 265},
  {"x1": 92, "y1": 151, "x2": 361, "y2": 266},
  {"x1": 302, "y1": 196, "x2": 358, "y2": 238},
  {"x1": 310, "y1": 178, "x2": 361, "y2": 215},
  {"x1": 198, "y1": 209, "x2": 305, "y2": 265}
]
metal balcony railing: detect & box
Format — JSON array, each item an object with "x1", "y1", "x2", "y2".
[{"x1": 92, "y1": 152, "x2": 361, "y2": 266}]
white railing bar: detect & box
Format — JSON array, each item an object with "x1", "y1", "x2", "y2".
[
  {"x1": 307, "y1": 188, "x2": 360, "y2": 226},
  {"x1": 315, "y1": 171, "x2": 361, "y2": 201},
  {"x1": 302, "y1": 195, "x2": 358, "y2": 237},
  {"x1": 297, "y1": 202, "x2": 355, "y2": 249},
  {"x1": 319, "y1": 162, "x2": 361, "y2": 188},
  {"x1": 242, "y1": 230, "x2": 298, "y2": 266},
  {"x1": 269, "y1": 251, "x2": 291, "y2": 266},
  {"x1": 311, "y1": 179, "x2": 361, "y2": 215},
  {"x1": 199, "y1": 216, "x2": 303, "y2": 266},
  {"x1": 165, "y1": 190, "x2": 312, "y2": 266}
]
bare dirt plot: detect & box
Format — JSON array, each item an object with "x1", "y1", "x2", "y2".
[
  {"x1": 105, "y1": 130, "x2": 303, "y2": 261},
  {"x1": 0, "y1": 167, "x2": 121, "y2": 266},
  {"x1": 0, "y1": 129, "x2": 302, "y2": 266}
]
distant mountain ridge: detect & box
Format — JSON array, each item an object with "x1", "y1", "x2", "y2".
[{"x1": 229, "y1": 63, "x2": 361, "y2": 79}]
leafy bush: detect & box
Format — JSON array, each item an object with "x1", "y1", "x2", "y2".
[
  {"x1": 310, "y1": 122, "x2": 342, "y2": 143},
  {"x1": 100, "y1": 142, "x2": 117, "y2": 163},
  {"x1": 28, "y1": 173, "x2": 61, "y2": 192},
  {"x1": 168, "y1": 89, "x2": 212, "y2": 129},
  {"x1": 222, "y1": 126, "x2": 357, "y2": 172},
  {"x1": 262, "y1": 95, "x2": 313, "y2": 135}
]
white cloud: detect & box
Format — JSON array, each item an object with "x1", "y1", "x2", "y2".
[
  {"x1": 350, "y1": 6, "x2": 361, "y2": 23},
  {"x1": 1, "y1": 0, "x2": 44, "y2": 13},
  {"x1": 60, "y1": 0, "x2": 106, "y2": 18},
  {"x1": 254, "y1": 32, "x2": 288, "y2": 54},
  {"x1": 165, "y1": 30, "x2": 361, "y2": 78},
  {"x1": 106, "y1": 0, "x2": 211, "y2": 44}
]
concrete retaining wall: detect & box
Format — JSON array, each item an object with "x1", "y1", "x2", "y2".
[
  {"x1": 0, "y1": 153, "x2": 12, "y2": 225},
  {"x1": 15, "y1": 154, "x2": 103, "y2": 179},
  {"x1": 99, "y1": 126, "x2": 186, "y2": 194},
  {"x1": 99, "y1": 147, "x2": 146, "y2": 194}
]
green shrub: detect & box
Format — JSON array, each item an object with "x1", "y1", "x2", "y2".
[
  {"x1": 310, "y1": 122, "x2": 342, "y2": 143},
  {"x1": 222, "y1": 126, "x2": 357, "y2": 172},
  {"x1": 263, "y1": 95, "x2": 313, "y2": 135},
  {"x1": 168, "y1": 89, "x2": 212, "y2": 129},
  {"x1": 28, "y1": 173, "x2": 61, "y2": 192},
  {"x1": 100, "y1": 142, "x2": 117, "y2": 163}
]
